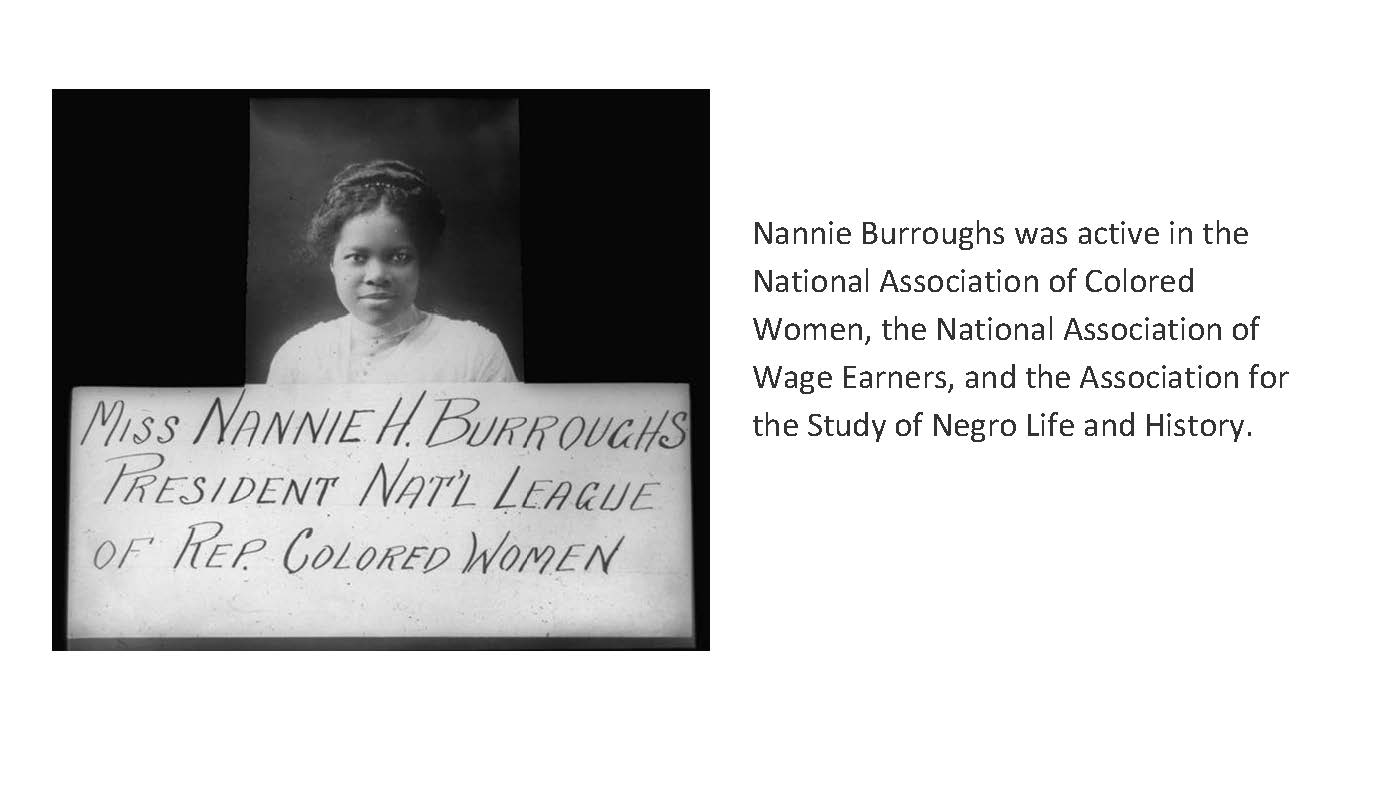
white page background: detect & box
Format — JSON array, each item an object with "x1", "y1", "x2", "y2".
[{"x1": 18, "y1": 3, "x2": 1387, "y2": 786}]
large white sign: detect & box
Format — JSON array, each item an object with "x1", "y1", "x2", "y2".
[{"x1": 68, "y1": 384, "x2": 693, "y2": 639}]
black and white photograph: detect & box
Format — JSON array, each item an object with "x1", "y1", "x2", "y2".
[
  {"x1": 247, "y1": 98, "x2": 523, "y2": 385},
  {"x1": 55, "y1": 91, "x2": 710, "y2": 650}
]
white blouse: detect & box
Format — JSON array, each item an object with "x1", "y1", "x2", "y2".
[{"x1": 266, "y1": 312, "x2": 517, "y2": 384}]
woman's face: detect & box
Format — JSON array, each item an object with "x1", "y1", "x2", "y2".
[{"x1": 330, "y1": 205, "x2": 422, "y2": 327}]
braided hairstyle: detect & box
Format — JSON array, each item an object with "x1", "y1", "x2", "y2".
[{"x1": 306, "y1": 160, "x2": 446, "y2": 265}]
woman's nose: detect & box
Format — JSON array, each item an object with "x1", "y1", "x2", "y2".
[{"x1": 363, "y1": 258, "x2": 390, "y2": 282}]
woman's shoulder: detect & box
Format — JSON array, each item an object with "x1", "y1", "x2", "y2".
[
  {"x1": 427, "y1": 314, "x2": 504, "y2": 344},
  {"x1": 266, "y1": 316, "x2": 349, "y2": 383},
  {"x1": 278, "y1": 316, "x2": 349, "y2": 350},
  {"x1": 422, "y1": 313, "x2": 517, "y2": 382}
]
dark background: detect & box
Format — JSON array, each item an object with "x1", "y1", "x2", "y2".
[
  {"x1": 53, "y1": 90, "x2": 709, "y2": 649},
  {"x1": 248, "y1": 98, "x2": 523, "y2": 381}
]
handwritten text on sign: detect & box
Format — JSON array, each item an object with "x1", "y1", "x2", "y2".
[{"x1": 68, "y1": 384, "x2": 693, "y2": 638}]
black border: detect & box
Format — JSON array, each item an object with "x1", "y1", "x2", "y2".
[
  {"x1": 69, "y1": 637, "x2": 693, "y2": 650},
  {"x1": 53, "y1": 90, "x2": 709, "y2": 650}
]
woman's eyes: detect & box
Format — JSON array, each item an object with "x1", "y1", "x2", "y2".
[{"x1": 342, "y1": 251, "x2": 414, "y2": 264}]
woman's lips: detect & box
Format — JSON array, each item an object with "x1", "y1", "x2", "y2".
[{"x1": 359, "y1": 293, "x2": 395, "y2": 300}]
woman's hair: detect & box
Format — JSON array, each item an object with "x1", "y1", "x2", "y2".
[{"x1": 306, "y1": 160, "x2": 446, "y2": 264}]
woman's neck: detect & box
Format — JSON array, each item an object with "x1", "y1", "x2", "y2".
[{"x1": 351, "y1": 306, "x2": 424, "y2": 341}]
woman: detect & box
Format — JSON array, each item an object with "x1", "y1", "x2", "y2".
[{"x1": 267, "y1": 160, "x2": 517, "y2": 384}]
